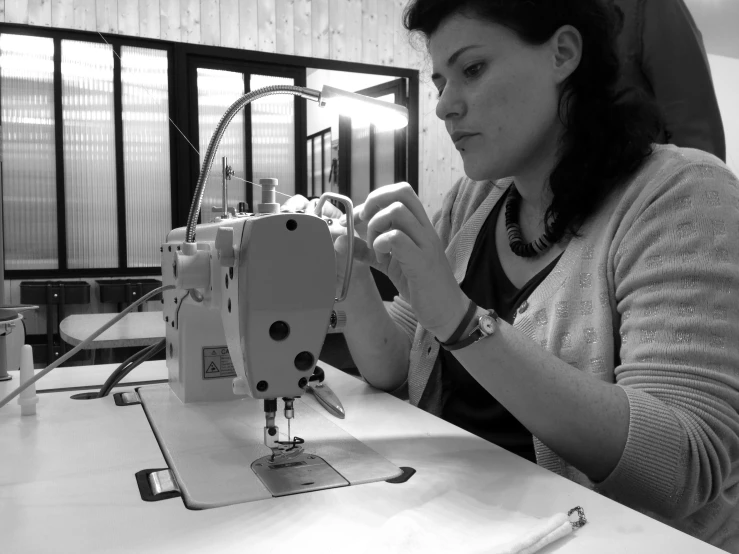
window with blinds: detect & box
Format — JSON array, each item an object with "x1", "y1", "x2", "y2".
[
  {"x1": 0, "y1": 35, "x2": 59, "y2": 270},
  {"x1": 121, "y1": 46, "x2": 172, "y2": 268},
  {"x1": 0, "y1": 32, "x2": 172, "y2": 273},
  {"x1": 306, "y1": 127, "x2": 332, "y2": 198},
  {"x1": 250, "y1": 74, "x2": 296, "y2": 200},
  {"x1": 193, "y1": 68, "x2": 296, "y2": 216}
]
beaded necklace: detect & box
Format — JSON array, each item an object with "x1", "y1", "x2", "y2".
[{"x1": 504, "y1": 185, "x2": 561, "y2": 258}]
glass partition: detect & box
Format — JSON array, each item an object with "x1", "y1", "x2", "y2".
[
  {"x1": 62, "y1": 40, "x2": 118, "y2": 269},
  {"x1": 0, "y1": 34, "x2": 58, "y2": 270},
  {"x1": 121, "y1": 46, "x2": 172, "y2": 267}
]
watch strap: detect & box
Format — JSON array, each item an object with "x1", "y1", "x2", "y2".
[
  {"x1": 436, "y1": 299, "x2": 477, "y2": 347},
  {"x1": 442, "y1": 309, "x2": 498, "y2": 352}
]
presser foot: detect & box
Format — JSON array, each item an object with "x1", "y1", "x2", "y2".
[{"x1": 269, "y1": 437, "x2": 305, "y2": 463}]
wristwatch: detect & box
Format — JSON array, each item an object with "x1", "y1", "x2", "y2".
[{"x1": 441, "y1": 308, "x2": 499, "y2": 351}]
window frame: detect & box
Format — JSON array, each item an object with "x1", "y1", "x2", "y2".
[
  {"x1": 307, "y1": 127, "x2": 332, "y2": 197},
  {"x1": 0, "y1": 24, "x2": 178, "y2": 279},
  {"x1": 183, "y1": 54, "x2": 306, "y2": 219},
  {"x1": 0, "y1": 22, "x2": 419, "y2": 280},
  {"x1": 338, "y1": 78, "x2": 408, "y2": 199}
]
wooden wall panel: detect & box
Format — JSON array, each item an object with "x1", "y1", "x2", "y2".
[
  {"x1": 238, "y1": 0, "x2": 257, "y2": 50},
  {"x1": 117, "y1": 0, "x2": 138, "y2": 35},
  {"x1": 327, "y1": 0, "x2": 344, "y2": 60},
  {"x1": 391, "y1": 0, "x2": 407, "y2": 69},
  {"x1": 219, "y1": 0, "x2": 239, "y2": 48},
  {"x1": 28, "y1": 0, "x2": 52, "y2": 26},
  {"x1": 5, "y1": 0, "x2": 28, "y2": 24},
  {"x1": 360, "y1": 0, "x2": 377, "y2": 65},
  {"x1": 293, "y1": 0, "x2": 309, "y2": 58},
  {"x1": 74, "y1": 0, "x2": 96, "y2": 31},
  {"x1": 159, "y1": 0, "x2": 180, "y2": 41},
  {"x1": 51, "y1": 0, "x2": 73, "y2": 27},
  {"x1": 96, "y1": 0, "x2": 117, "y2": 33},
  {"x1": 138, "y1": 0, "x2": 160, "y2": 38},
  {"x1": 200, "y1": 0, "x2": 219, "y2": 45},
  {"x1": 377, "y1": 0, "x2": 392, "y2": 65},
  {"x1": 257, "y1": 0, "x2": 275, "y2": 52},
  {"x1": 311, "y1": 0, "x2": 328, "y2": 59},
  {"x1": 344, "y1": 0, "x2": 360, "y2": 62},
  {"x1": 275, "y1": 0, "x2": 293, "y2": 55},
  {"x1": 180, "y1": 0, "x2": 200, "y2": 43},
  {"x1": 419, "y1": 82, "x2": 438, "y2": 214},
  {"x1": 0, "y1": 0, "x2": 451, "y2": 215}
]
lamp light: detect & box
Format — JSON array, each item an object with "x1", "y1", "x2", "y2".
[
  {"x1": 185, "y1": 84, "x2": 409, "y2": 243},
  {"x1": 318, "y1": 85, "x2": 409, "y2": 130}
]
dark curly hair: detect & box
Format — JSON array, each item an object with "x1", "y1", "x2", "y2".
[{"x1": 404, "y1": 0, "x2": 664, "y2": 239}]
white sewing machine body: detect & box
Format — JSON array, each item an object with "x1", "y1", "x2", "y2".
[
  {"x1": 161, "y1": 210, "x2": 337, "y2": 404},
  {"x1": 138, "y1": 188, "x2": 402, "y2": 507}
]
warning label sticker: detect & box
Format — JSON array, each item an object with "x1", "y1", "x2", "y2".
[{"x1": 202, "y1": 346, "x2": 236, "y2": 380}]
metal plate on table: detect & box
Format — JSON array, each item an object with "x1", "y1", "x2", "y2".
[{"x1": 138, "y1": 384, "x2": 402, "y2": 509}]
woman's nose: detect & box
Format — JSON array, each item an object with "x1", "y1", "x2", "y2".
[{"x1": 435, "y1": 86, "x2": 463, "y2": 122}]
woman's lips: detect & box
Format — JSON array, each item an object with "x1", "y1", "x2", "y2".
[{"x1": 453, "y1": 133, "x2": 479, "y2": 150}]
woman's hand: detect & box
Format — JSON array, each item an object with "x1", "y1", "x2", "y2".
[
  {"x1": 281, "y1": 194, "x2": 343, "y2": 218},
  {"x1": 340, "y1": 182, "x2": 468, "y2": 341}
]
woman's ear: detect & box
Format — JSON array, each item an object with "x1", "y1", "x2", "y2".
[{"x1": 550, "y1": 25, "x2": 583, "y2": 84}]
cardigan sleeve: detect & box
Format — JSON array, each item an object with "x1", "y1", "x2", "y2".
[{"x1": 598, "y1": 160, "x2": 739, "y2": 520}]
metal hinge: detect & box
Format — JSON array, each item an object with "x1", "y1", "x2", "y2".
[
  {"x1": 114, "y1": 391, "x2": 141, "y2": 406},
  {"x1": 149, "y1": 469, "x2": 181, "y2": 496},
  {"x1": 135, "y1": 468, "x2": 182, "y2": 503}
]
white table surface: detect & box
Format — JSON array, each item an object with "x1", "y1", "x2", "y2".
[
  {"x1": 59, "y1": 311, "x2": 165, "y2": 349},
  {"x1": 0, "y1": 361, "x2": 721, "y2": 554}
]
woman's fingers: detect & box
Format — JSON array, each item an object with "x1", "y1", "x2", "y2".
[
  {"x1": 366, "y1": 201, "x2": 427, "y2": 258},
  {"x1": 334, "y1": 234, "x2": 376, "y2": 267},
  {"x1": 363, "y1": 183, "x2": 432, "y2": 232},
  {"x1": 373, "y1": 229, "x2": 425, "y2": 270},
  {"x1": 339, "y1": 203, "x2": 369, "y2": 239},
  {"x1": 318, "y1": 199, "x2": 344, "y2": 218},
  {"x1": 281, "y1": 194, "x2": 309, "y2": 212},
  {"x1": 339, "y1": 183, "x2": 430, "y2": 234}
]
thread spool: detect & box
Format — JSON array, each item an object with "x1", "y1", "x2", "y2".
[{"x1": 258, "y1": 178, "x2": 280, "y2": 214}]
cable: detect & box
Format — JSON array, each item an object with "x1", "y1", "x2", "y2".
[
  {"x1": 97, "y1": 338, "x2": 166, "y2": 398},
  {"x1": 0, "y1": 285, "x2": 175, "y2": 410}
]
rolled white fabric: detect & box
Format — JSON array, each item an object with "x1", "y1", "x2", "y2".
[
  {"x1": 360, "y1": 488, "x2": 585, "y2": 554},
  {"x1": 495, "y1": 513, "x2": 573, "y2": 554}
]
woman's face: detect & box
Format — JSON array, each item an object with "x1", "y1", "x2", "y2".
[{"x1": 429, "y1": 13, "x2": 567, "y2": 182}]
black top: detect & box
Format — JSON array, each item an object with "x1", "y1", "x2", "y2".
[{"x1": 439, "y1": 188, "x2": 561, "y2": 462}]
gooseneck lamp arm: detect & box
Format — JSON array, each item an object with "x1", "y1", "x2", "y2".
[
  {"x1": 184, "y1": 84, "x2": 409, "y2": 244},
  {"x1": 185, "y1": 85, "x2": 322, "y2": 243},
  {"x1": 183, "y1": 84, "x2": 408, "y2": 302}
]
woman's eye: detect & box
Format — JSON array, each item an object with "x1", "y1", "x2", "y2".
[
  {"x1": 464, "y1": 63, "x2": 484, "y2": 78},
  {"x1": 436, "y1": 88, "x2": 445, "y2": 99}
]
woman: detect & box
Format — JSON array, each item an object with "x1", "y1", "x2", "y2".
[{"x1": 288, "y1": 0, "x2": 739, "y2": 549}]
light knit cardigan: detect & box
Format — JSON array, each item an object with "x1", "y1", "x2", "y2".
[{"x1": 385, "y1": 145, "x2": 739, "y2": 551}]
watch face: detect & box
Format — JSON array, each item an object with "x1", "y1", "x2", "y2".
[{"x1": 479, "y1": 314, "x2": 496, "y2": 335}]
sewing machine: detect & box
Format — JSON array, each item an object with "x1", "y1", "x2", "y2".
[
  {"x1": 131, "y1": 178, "x2": 402, "y2": 508},
  {"x1": 128, "y1": 84, "x2": 409, "y2": 508}
]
